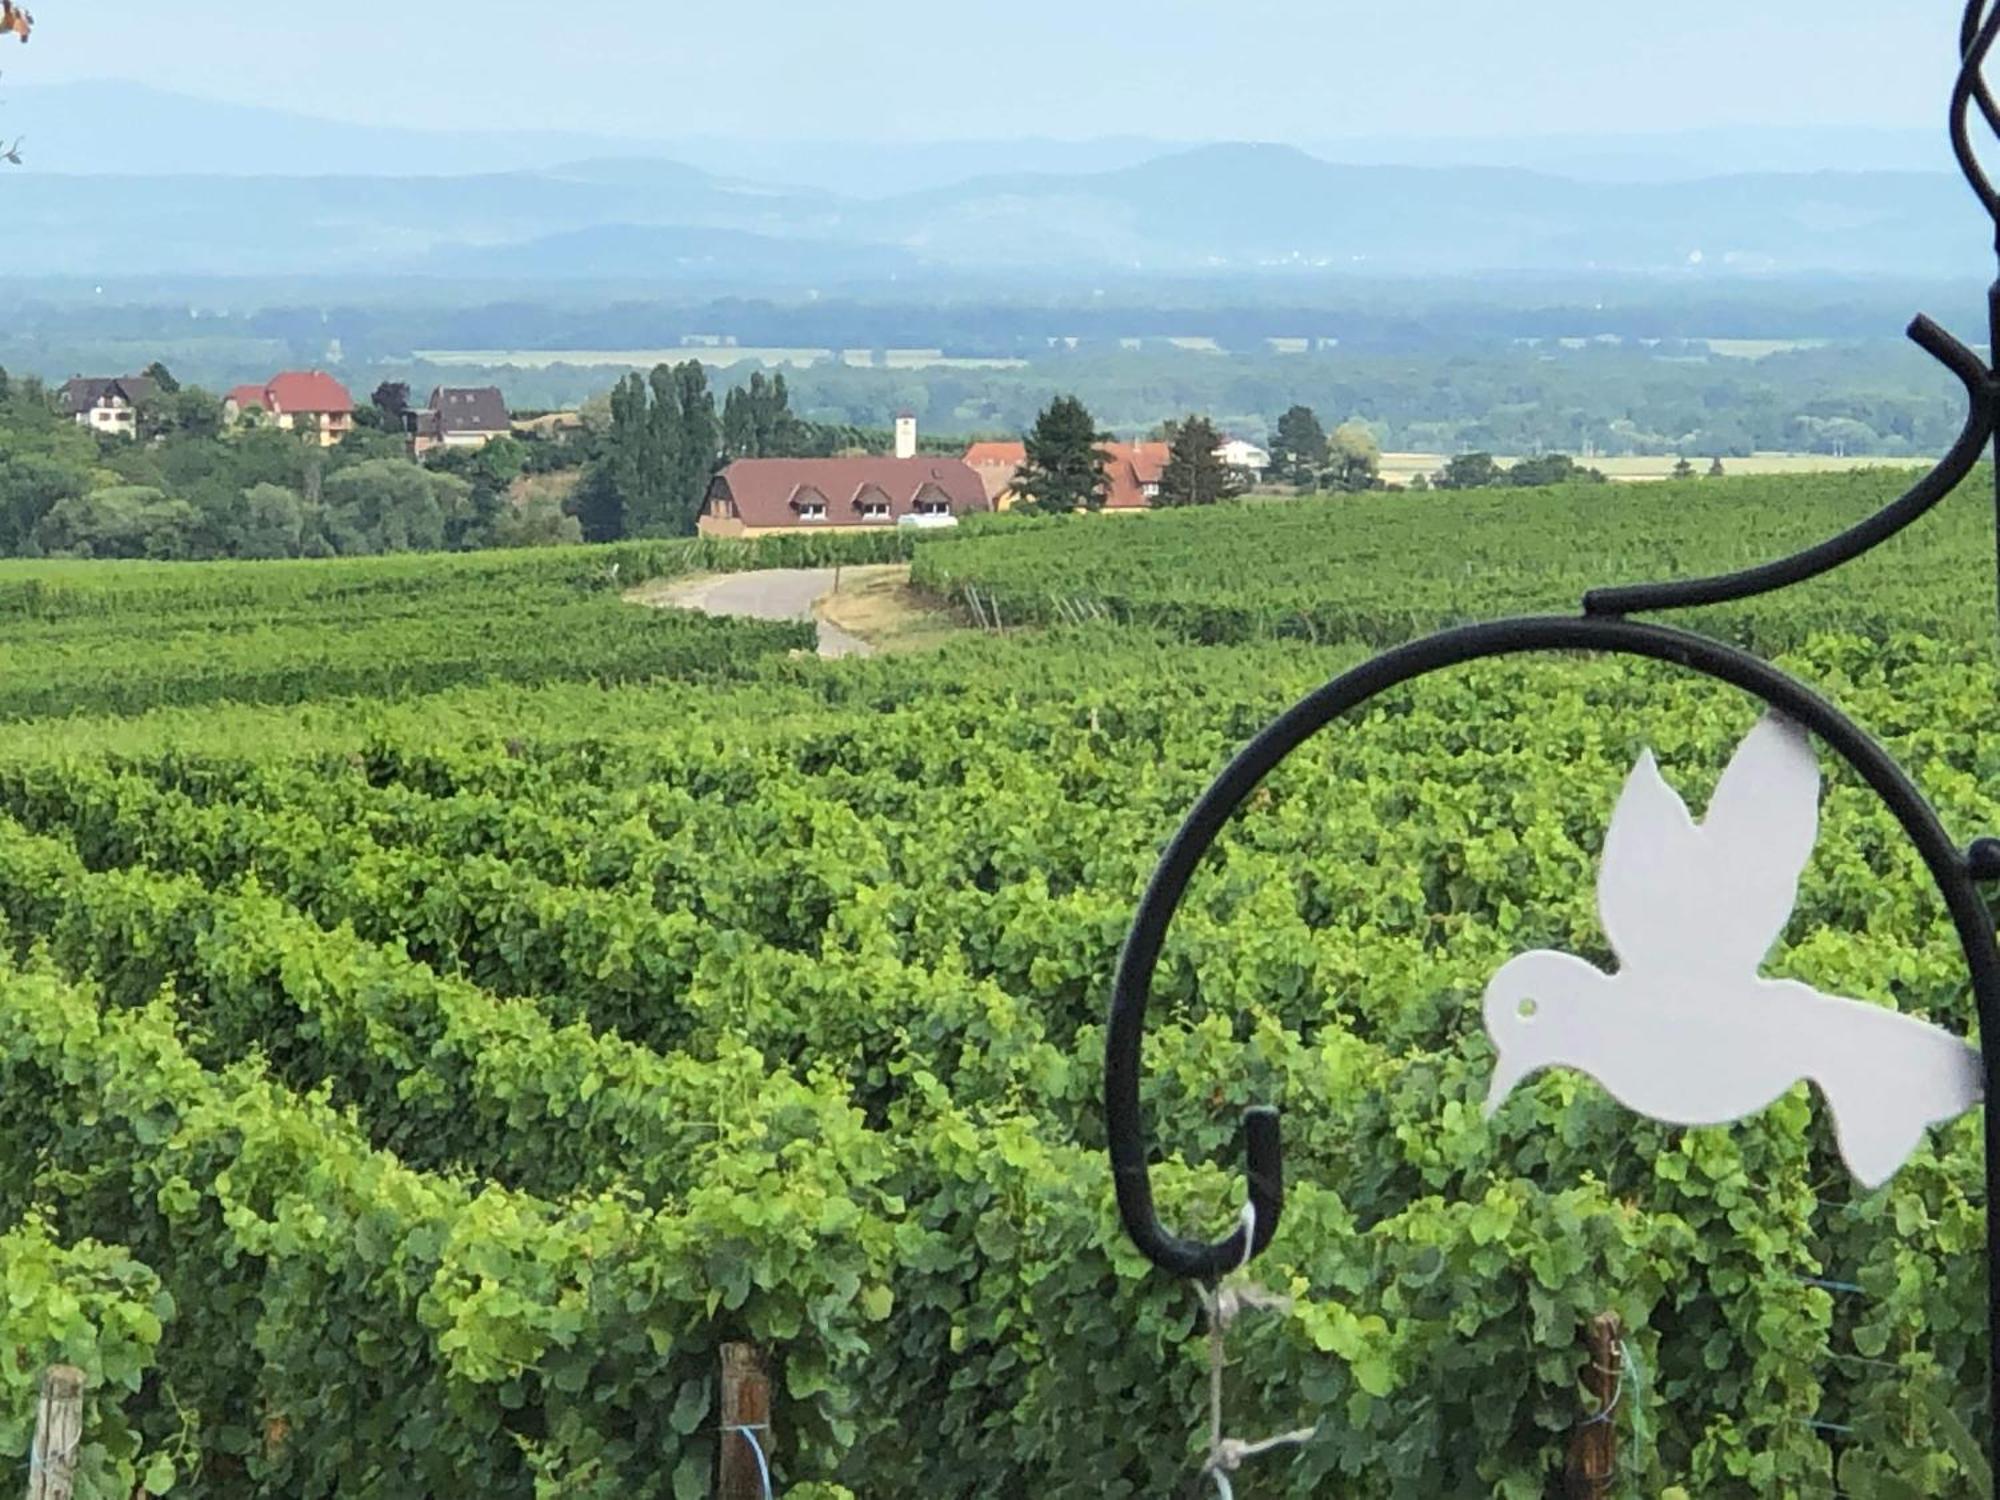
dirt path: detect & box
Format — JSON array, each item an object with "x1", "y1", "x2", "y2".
[{"x1": 632, "y1": 568, "x2": 875, "y2": 658}]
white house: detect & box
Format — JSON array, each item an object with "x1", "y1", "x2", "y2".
[
  {"x1": 59, "y1": 376, "x2": 158, "y2": 439},
  {"x1": 1217, "y1": 436, "x2": 1271, "y2": 474}
]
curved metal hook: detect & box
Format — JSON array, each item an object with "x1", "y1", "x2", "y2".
[
  {"x1": 1583, "y1": 315, "x2": 1996, "y2": 619},
  {"x1": 1958, "y1": 0, "x2": 2000, "y2": 222},
  {"x1": 1105, "y1": 616, "x2": 2000, "y2": 1295}
]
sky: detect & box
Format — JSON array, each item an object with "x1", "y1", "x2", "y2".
[{"x1": 12, "y1": 1, "x2": 1970, "y2": 144}]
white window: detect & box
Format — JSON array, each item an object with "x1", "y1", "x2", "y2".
[
  {"x1": 861, "y1": 502, "x2": 890, "y2": 521},
  {"x1": 798, "y1": 502, "x2": 828, "y2": 522}
]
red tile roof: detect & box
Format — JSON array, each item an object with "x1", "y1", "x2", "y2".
[
  {"x1": 263, "y1": 371, "x2": 354, "y2": 416},
  {"x1": 963, "y1": 441, "x2": 1026, "y2": 502},
  {"x1": 1104, "y1": 441, "x2": 1171, "y2": 509},
  {"x1": 963, "y1": 441, "x2": 1027, "y2": 467},
  {"x1": 964, "y1": 439, "x2": 1169, "y2": 509},
  {"x1": 224, "y1": 383, "x2": 267, "y2": 412},
  {"x1": 712, "y1": 457, "x2": 991, "y2": 531}
]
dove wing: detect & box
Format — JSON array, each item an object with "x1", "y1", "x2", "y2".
[
  {"x1": 1597, "y1": 748, "x2": 1702, "y2": 975},
  {"x1": 1698, "y1": 714, "x2": 1819, "y2": 972}
]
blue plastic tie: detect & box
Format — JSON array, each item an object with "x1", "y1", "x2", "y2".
[{"x1": 728, "y1": 1424, "x2": 774, "y2": 1500}]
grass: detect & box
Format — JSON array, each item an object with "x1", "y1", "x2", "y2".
[{"x1": 818, "y1": 565, "x2": 963, "y2": 654}]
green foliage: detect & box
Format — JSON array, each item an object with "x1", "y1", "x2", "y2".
[
  {"x1": 0, "y1": 542, "x2": 827, "y2": 719},
  {"x1": 1499, "y1": 452, "x2": 1604, "y2": 488},
  {"x1": 1014, "y1": 394, "x2": 1111, "y2": 514},
  {"x1": 0, "y1": 469, "x2": 1992, "y2": 1492},
  {"x1": 1437, "y1": 451, "x2": 1503, "y2": 490},
  {"x1": 321, "y1": 459, "x2": 471, "y2": 555},
  {"x1": 1325, "y1": 420, "x2": 1383, "y2": 492},
  {"x1": 585, "y1": 362, "x2": 720, "y2": 541},
  {"x1": 0, "y1": 1216, "x2": 171, "y2": 1499},
  {"x1": 913, "y1": 468, "x2": 1988, "y2": 649},
  {"x1": 37, "y1": 487, "x2": 200, "y2": 561},
  {"x1": 1270, "y1": 404, "x2": 1328, "y2": 487},
  {"x1": 0, "y1": 382, "x2": 590, "y2": 562},
  {"x1": 1157, "y1": 414, "x2": 1244, "y2": 507}
]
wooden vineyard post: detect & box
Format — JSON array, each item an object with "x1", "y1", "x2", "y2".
[
  {"x1": 24, "y1": 1365, "x2": 83, "y2": 1500},
  {"x1": 716, "y1": 1343, "x2": 772, "y2": 1500},
  {"x1": 1565, "y1": 1314, "x2": 1623, "y2": 1500}
]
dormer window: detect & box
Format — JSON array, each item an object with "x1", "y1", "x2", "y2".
[{"x1": 861, "y1": 502, "x2": 890, "y2": 521}]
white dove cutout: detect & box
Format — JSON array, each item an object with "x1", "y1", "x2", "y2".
[{"x1": 1483, "y1": 712, "x2": 1983, "y2": 1189}]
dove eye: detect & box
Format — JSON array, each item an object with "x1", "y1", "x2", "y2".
[{"x1": 1516, "y1": 998, "x2": 1539, "y2": 1022}]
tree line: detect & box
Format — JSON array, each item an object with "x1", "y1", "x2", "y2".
[
  {"x1": 0, "y1": 368, "x2": 583, "y2": 562},
  {"x1": 571, "y1": 368, "x2": 912, "y2": 542},
  {"x1": 1008, "y1": 397, "x2": 1384, "y2": 514}
]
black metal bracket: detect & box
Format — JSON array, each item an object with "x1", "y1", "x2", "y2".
[{"x1": 1104, "y1": 0, "x2": 2000, "y2": 1446}]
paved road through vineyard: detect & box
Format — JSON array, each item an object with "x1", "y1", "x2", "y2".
[{"x1": 654, "y1": 567, "x2": 873, "y2": 658}]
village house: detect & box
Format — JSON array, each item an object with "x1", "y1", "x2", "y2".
[
  {"x1": 224, "y1": 371, "x2": 356, "y2": 448},
  {"x1": 410, "y1": 386, "x2": 511, "y2": 457},
  {"x1": 964, "y1": 439, "x2": 1171, "y2": 510},
  {"x1": 58, "y1": 376, "x2": 158, "y2": 439},
  {"x1": 1217, "y1": 436, "x2": 1272, "y2": 474},
  {"x1": 700, "y1": 455, "x2": 991, "y2": 538}
]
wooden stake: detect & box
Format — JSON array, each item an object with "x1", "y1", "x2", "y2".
[
  {"x1": 26, "y1": 1366, "x2": 83, "y2": 1500},
  {"x1": 1565, "y1": 1314, "x2": 1623, "y2": 1500},
  {"x1": 716, "y1": 1343, "x2": 772, "y2": 1500}
]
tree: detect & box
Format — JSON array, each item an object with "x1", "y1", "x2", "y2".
[
  {"x1": 371, "y1": 382, "x2": 412, "y2": 426},
  {"x1": 1014, "y1": 395, "x2": 1110, "y2": 514},
  {"x1": 583, "y1": 360, "x2": 721, "y2": 540},
  {"x1": 164, "y1": 388, "x2": 223, "y2": 440},
  {"x1": 1672, "y1": 456, "x2": 1696, "y2": 480},
  {"x1": 236, "y1": 483, "x2": 314, "y2": 559},
  {"x1": 1436, "y1": 452, "x2": 1501, "y2": 491},
  {"x1": 0, "y1": 453, "x2": 91, "y2": 552},
  {"x1": 721, "y1": 372, "x2": 808, "y2": 460},
  {"x1": 670, "y1": 362, "x2": 719, "y2": 532},
  {"x1": 36, "y1": 486, "x2": 199, "y2": 560},
  {"x1": 321, "y1": 460, "x2": 471, "y2": 555},
  {"x1": 1326, "y1": 422, "x2": 1383, "y2": 492},
  {"x1": 142, "y1": 362, "x2": 181, "y2": 397},
  {"x1": 1156, "y1": 415, "x2": 1243, "y2": 508},
  {"x1": 489, "y1": 492, "x2": 585, "y2": 549},
  {"x1": 1269, "y1": 405, "x2": 1328, "y2": 488},
  {"x1": 1498, "y1": 453, "x2": 1605, "y2": 488}
]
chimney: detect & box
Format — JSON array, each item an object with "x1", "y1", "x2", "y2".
[{"x1": 895, "y1": 411, "x2": 917, "y2": 460}]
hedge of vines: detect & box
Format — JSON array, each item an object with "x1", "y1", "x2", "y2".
[{"x1": 0, "y1": 499, "x2": 1994, "y2": 1495}]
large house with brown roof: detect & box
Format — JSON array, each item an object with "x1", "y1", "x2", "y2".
[
  {"x1": 59, "y1": 376, "x2": 158, "y2": 439},
  {"x1": 964, "y1": 440, "x2": 1170, "y2": 511},
  {"x1": 699, "y1": 456, "x2": 992, "y2": 538},
  {"x1": 224, "y1": 371, "x2": 356, "y2": 448}
]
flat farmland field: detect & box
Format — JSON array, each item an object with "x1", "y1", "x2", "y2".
[{"x1": 1380, "y1": 450, "x2": 1935, "y2": 486}]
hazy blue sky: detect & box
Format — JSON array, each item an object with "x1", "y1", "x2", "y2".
[{"x1": 19, "y1": 2, "x2": 1966, "y2": 142}]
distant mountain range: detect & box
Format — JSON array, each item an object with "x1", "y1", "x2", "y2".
[{"x1": 1, "y1": 82, "x2": 1986, "y2": 283}]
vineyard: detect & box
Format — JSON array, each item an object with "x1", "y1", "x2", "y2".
[
  {"x1": 1, "y1": 471, "x2": 1997, "y2": 1496},
  {"x1": 917, "y1": 470, "x2": 1988, "y2": 652}
]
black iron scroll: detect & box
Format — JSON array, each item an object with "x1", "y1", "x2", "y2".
[{"x1": 1105, "y1": 0, "x2": 2000, "y2": 1451}]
